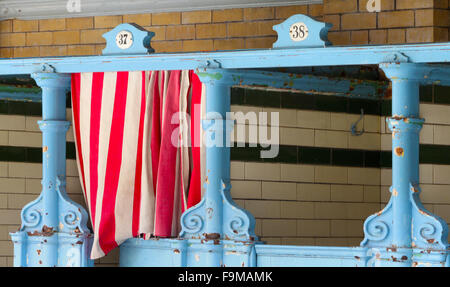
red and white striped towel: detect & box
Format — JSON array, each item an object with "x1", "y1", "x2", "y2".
[{"x1": 71, "y1": 70, "x2": 204, "y2": 259}]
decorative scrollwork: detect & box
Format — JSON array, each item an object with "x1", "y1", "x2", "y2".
[
  {"x1": 361, "y1": 188, "x2": 394, "y2": 247},
  {"x1": 181, "y1": 214, "x2": 204, "y2": 235},
  {"x1": 418, "y1": 223, "x2": 437, "y2": 244},
  {"x1": 228, "y1": 216, "x2": 246, "y2": 236},
  {"x1": 364, "y1": 220, "x2": 389, "y2": 242},
  {"x1": 22, "y1": 208, "x2": 42, "y2": 228},
  {"x1": 221, "y1": 180, "x2": 257, "y2": 241},
  {"x1": 63, "y1": 210, "x2": 79, "y2": 229},
  {"x1": 410, "y1": 183, "x2": 448, "y2": 250},
  {"x1": 56, "y1": 176, "x2": 90, "y2": 234},
  {"x1": 20, "y1": 193, "x2": 44, "y2": 231}
]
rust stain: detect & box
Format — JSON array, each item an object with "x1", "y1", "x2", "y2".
[
  {"x1": 37, "y1": 249, "x2": 41, "y2": 255},
  {"x1": 394, "y1": 147, "x2": 404, "y2": 157},
  {"x1": 173, "y1": 249, "x2": 180, "y2": 254},
  {"x1": 392, "y1": 188, "x2": 398, "y2": 196},
  {"x1": 27, "y1": 225, "x2": 55, "y2": 237},
  {"x1": 427, "y1": 238, "x2": 435, "y2": 244},
  {"x1": 412, "y1": 261, "x2": 418, "y2": 267},
  {"x1": 204, "y1": 233, "x2": 220, "y2": 240},
  {"x1": 43, "y1": 146, "x2": 48, "y2": 153}
]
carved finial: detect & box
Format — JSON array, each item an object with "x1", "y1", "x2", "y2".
[
  {"x1": 102, "y1": 23, "x2": 154, "y2": 55},
  {"x1": 272, "y1": 14, "x2": 332, "y2": 49}
]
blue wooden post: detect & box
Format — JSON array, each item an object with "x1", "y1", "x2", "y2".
[
  {"x1": 178, "y1": 67, "x2": 258, "y2": 267},
  {"x1": 362, "y1": 62, "x2": 449, "y2": 267},
  {"x1": 10, "y1": 71, "x2": 93, "y2": 267}
]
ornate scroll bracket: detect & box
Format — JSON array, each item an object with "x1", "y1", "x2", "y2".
[
  {"x1": 179, "y1": 118, "x2": 256, "y2": 241},
  {"x1": 102, "y1": 23, "x2": 154, "y2": 55},
  {"x1": 361, "y1": 183, "x2": 449, "y2": 251},
  {"x1": 272, "y1": 14, "x2": 332, "y2": 49},
  {"x1": 410, "y1": 184, "x2": 448, "y2": 250},
  {"x1": 20, "y1": 176, "x2": 90, "y2": 235},
  {"x1": 360, "y1": 186, "x2": 394, "y2": 247},
  {"x1": 179, "y1": 179, "x2": 257, "y2": 241},
  {"x1": 56, "y1": 176, "x2": 90, "y2": 235}
]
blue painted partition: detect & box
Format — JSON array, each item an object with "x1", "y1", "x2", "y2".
[{"x1": 7, "y1": 16, "x2": 450, "y2": 267}]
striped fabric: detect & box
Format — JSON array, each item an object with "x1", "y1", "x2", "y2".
[{"x1": 71, "y1": 70, "x2": 204, "y2": 259}]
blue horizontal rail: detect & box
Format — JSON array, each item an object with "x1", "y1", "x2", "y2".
[{"x1": 0, "y1": 42, "x2": 448, "y2": 75}]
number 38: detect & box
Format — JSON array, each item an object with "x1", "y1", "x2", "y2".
[{"x1": 289, "y1": 23, "x2": 308, "y2": 42}]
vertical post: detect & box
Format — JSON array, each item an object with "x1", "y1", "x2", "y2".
[
  {"x1": 179, "y1": 67, "x2": 258, "y2": 267},
  {"x1": 10, "y1": 71, "x2": 92, "y2": 267},
  {"x1": 36, "y1": 73, "x2": 70, "y2": 232},
  {"x1": 362, "y1": 62, "x2": 448, "y2": 267}
]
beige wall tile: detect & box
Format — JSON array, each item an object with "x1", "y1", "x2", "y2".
[
  {"x1": 7, "y1": 194, "x2": 37, "y2": 209},
  {"x1": 297, "y1": 183, "x2": 330, "y2": 201},
  {"x1": 262, "y1": 181, "x2": 296, "y2": 200},
  {"x1": 348, "y1": 132, "x2": 380, "y2": 150},
  {"x1": 280, "y1": 127, "x2": 314, "y2": 146},
  {"x1": 230, "y1": 161, "x2": 245, "y2": 180},
  {"x1": 433, "y1": 165, "x2": 450, "y2": 184},
  {"x1": 0, "y1": 115, "x2": 25, "y2": 130},
  {"x1": 245, "y1": 200, "x2": 280, "y2": 218},
  {"x1": 281, "y1": 164, "x2": 315, "y2": 182},
  {"x1": 315, "y1": 166, "x2": 348, "y2": 184},
  {"x1": 347, "y1": 167, "x2": 380, "y2": 185},
  {"x1": 0, "y1": 178, "x2": 25, "y2": 194},
  {"x1": 420, "y1": 184, "x2": 450, "y2": 204},
  {"x1": 419, "y1": 124, "x2": 433, "y2": 144},
  {"x1": 433, "y1": 125, "x2": 450, "y2": 145},
  {"x1": 330, "y1": 220, "x2": 364, "y2": 237},
  {"x1": 231, "y1": 180, "x2": 261, "y2": 199},
  {"x1": 330, "y1": 184, "x2": 364, "y2": 202},
  {"x1": 280, "y1": 201, "x2": 314, "y2": 219},
  {"x1": 245, "y1": 162, "x2": 280, "y2": 181},
  {"x1": 297, "y1": 219, "x2": 330, "y2": 237},
  {"x1": 262, "y1": 219, "x2": 297, "y2": 236},
  {"x1": 315, "y1": 130, "x2": 348, "y2": 148},
  {"x1": 363, "y1": 185, "x2": 380, "y2": 202},
  {"x1": 297, "y1": 110, "x2": 330, "y2": 129},
  {"x1": 8, "y1": 162, "x2": 41, "y2": 178},
  {"x1": 8, "y1": 131, "x2": 41, "y2": 147}
]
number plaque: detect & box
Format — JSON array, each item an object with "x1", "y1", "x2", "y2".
[
  {"x1": 102, "y1": 23, "x2": 154, "y2": 55},
  {"x1": 116, "y1": 30, "x2": 133, "y2": 49},
  {"x1": 289, "y1": 22, "x2": 309, "y2": 42},
  {"x1": 273, "y1": 14, "x2": 332, "y2": 49}
]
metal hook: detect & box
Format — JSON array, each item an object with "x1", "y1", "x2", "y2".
[{"x1": 351, "y1": 108, "x2": 365, "y2": 136}]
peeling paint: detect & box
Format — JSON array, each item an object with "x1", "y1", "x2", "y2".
[{"x1": 394, "y1": 147, "x2": 404, "y2": 157}]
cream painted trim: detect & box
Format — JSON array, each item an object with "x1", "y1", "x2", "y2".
[{"x1": 0, "y1": 0, "x2": 323, "y2": 20}]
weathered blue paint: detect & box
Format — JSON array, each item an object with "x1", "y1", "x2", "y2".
[
  {"x1": 226, "y1": 69, "x2": 390, "y2": 100},
  {"x1": 272, "y1": 14, "x2": 332, "y2": 49},
  {"x1": 9, "y1": 72, "x2": 93, "y2": 267},
  {"x1": 102, "y1": 23, "x2": 154, "y2": 55},
  {"x1": 0, "y1": 43, "x2": 449, "y2": 75},
  {"x1": 361, "y1": 63, "x2": 449, "y2": 267}
]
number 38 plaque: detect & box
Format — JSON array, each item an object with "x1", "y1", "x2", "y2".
[{"x1": 289, "y1": 22, "x2": 309, "y2": 42}]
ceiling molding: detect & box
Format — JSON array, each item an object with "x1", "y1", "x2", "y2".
[{"x1": 0, "y1": 0, "x2": 323, "y2": 20}]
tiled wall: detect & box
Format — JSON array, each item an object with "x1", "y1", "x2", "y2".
[{"x1": 1, "y1": 84, "x2": 450, "y2": 267}]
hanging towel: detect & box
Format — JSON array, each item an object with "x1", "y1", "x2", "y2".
[{"x1": 71, "y1": 70, "x2": 203, "y2": 259}]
